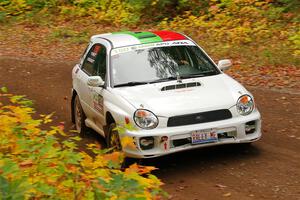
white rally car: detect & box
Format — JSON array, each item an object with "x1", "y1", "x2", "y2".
[{"x1": 71, "y1": 30, "x2": 261, "y2": 158}]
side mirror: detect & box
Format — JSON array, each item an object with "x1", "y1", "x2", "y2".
[
  {"x1": 87, "y1": 76, "x2": 105, "y2": 87},
  {"x1": 217, "y1": 59, "x2": 232, "y2": 71}
]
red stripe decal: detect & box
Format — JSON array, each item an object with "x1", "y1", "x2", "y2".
[{"x1": 151, "y1": 31, "x2": 186, "y2": 41}]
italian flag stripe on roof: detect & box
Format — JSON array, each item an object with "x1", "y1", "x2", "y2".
[
  {"x1": 112, "y1": 30, "x2": 186, "y2": 44},
  {"x1": 151, "y1": 31, "x2": 186, "y2": 41}
]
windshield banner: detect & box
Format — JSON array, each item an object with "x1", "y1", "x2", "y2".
[{"x1": 111, "y1": 40, "x2": 196, "y2": 55}]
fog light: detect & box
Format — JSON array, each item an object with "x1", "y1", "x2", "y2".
[
  {"x1": 140, "y1": 137, "x2": 154, "y2": 150},
  {"x1": 245, "y1": 121, "x2": 256, "y2": 134}
]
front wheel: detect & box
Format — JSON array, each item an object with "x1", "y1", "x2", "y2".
[
  {"x1": 106, "y1": 123, "x2": 122, "y2": 151},
  {"x1": 106, "y1": 123, "x2": 140, "y2": 168},
  {"x1": 74, "y1": 95, "x2": 88, "y2": 136}
]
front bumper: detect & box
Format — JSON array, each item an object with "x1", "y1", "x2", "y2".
[{"x1": 122, "y1": 111, "x2": 262, "y2": 158}]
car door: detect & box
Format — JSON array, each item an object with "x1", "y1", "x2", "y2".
[
  {"x1": 77, "y1": 43, "x2": 105, "y2": 122},
  {"x1": 89, "y1": 44, "x2": 107, "y2": 130}
]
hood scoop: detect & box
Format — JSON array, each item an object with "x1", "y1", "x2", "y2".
[{"x1": 161, "y1": 82, "x2": 201, "y2": 91}]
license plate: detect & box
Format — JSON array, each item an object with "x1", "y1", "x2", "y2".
[{"x1": 191, "y1": 129, "x2": 218, "y2": 144}]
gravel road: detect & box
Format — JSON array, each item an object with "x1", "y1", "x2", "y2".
[{"x1": 1, "y1": 57, "x2": 299, "y2": 200}]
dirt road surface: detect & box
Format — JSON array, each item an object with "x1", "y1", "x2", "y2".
[{"x1": 1, "y1": 57, "x2": 300, "y2": 200}]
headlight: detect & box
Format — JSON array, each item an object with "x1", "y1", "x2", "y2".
[
  {"x1": 134, "y1": 109, "x2": 158, "y2": 129},
  {"x1": 236, "y1": 95, "x2": 254, "y2": 115}
]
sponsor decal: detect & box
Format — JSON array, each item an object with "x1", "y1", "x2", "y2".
[
  {"x1": 111, "y1": 40, "x2": 195, "y2": 55},
  {"x1": 87, "y1": 57, "x2": 95, "y2": 64},
  {"x1": 93, "y1": 94, "x2": 103, "y2": 112},
  {"x1": 91, "y1": 52, "x2": 97, "y2": 57}
]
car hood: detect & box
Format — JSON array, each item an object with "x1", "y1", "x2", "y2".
[{"x1": 113, "y1": 74, "x2": 248, "y2": 117}]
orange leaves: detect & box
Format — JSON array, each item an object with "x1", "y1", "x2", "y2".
[
  {"x1": 65, "y1": 164, "x2": 78, "y2": 173},
  {"x1": 19, "y1": 160, "x2": 33, "y2": 168},
  {"x1": 0, "y1": 92, "x2": 164, "y2": 199},
  {"x1": 125, "y1": 163, "x2": 157, "y2": 175},
  {"x1": 227, "y1": 65, "x2": 300, "y2": 90},
  {"x1": 102, "y1": 151, "x2": 123, "y2": 165},
  {"x1": 48, "y1": 162, "x2": 57, "y2": 168}
]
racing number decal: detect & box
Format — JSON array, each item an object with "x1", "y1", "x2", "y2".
[
  {"x1": 160, "y1": 136, "x2": 169, "y2": 151},
  {"x1": 161, "y1": 141, "x2": 169, "y2": 151},
  {"x1": 93, "y1": 94, "x2": 103, "y2": 112}
]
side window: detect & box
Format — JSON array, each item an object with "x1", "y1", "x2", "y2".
[
  {"x1": 82, "y1": 44, "x2": 107, "y2": 80},
  {"x1": 79, "y1": 42, "x2": 91, "y2": 64},
  {"x1": 95, "y1": 45, "x2": 106, "y2": 80}
]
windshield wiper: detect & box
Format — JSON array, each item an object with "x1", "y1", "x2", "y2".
[
  {"x1": 114, "y1": 81, "x2": 149, "y2": 88},
  {"x1": 149, "y1": 76, "x2": 177, "y2": 83},
  {"x1": 114, "y1": 72, "x2": 216, "y2": 87},
  {"x1": 180, "y1": 71, "x2": 216, "y2": 79}
]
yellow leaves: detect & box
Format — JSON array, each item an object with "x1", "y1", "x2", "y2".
[
  {"x1": 93, "y1": 168, "x2": 111, "y2": 180},
  {"x1": 93, "y1": 154, "x2": 108, "y2": 168},
  {"x1": 0, "y1": 93, "x2": 164, "y2": 199},
  {"x1": 47, "y1": 129, "x2": 57, "y2": 136},
  {"x1": 157, "y1": 0, "x2": 296, "y2": 55},
  {"x1": 254, "y1": 1, "x2": 267, "y2": 7},
  {"x1": 80, "y1": 152, "x2": 94, "y2": 169},
  {"x1": 0, "y1": 86, "x2": 8, "y2": 93},
  {"x1": 50, "y1": 126, "x2": 66, "y2": 136},
  {"x1": 120, "y1": 136, "x2": 136, "y2": 149},
  {"x1": 86, "y1": 143, "x2": 98, "y2": 149},
  {"x1": 109, "y1": 196, "x2": 118, "y2": 200},
  {"x1": 293, "y1": 50, "x2": 300, "y2": 56},
  {"x1": 41, "y1": 113, "x2": 54, "y2": 124},
  {"x1": 151, "y1": 0, "x2": 158, "y2": 6}
]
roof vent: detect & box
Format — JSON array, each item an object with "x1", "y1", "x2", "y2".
[{"x1": 161, "y1": 82, "x2": 201, "y2": 91}]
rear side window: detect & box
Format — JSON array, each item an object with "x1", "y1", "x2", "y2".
[{"x1": 82, "y1": 44, "x2": 106, "y2": 79}]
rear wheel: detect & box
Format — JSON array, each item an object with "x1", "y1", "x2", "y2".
[{"x1": 74, "y1": 95, "x2": 88, "y2": 136}]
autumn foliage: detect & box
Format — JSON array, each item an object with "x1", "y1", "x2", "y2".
[
  {"x1": 0, "y1": 87, "x2": 164, "y2": 199},
  {"x1": 0, "y1": 0, "x2": 298, "y2": 67}
]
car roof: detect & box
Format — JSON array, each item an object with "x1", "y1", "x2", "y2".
[{"x1": 91, "y1": 31, "x2": 188, "y2": 48}]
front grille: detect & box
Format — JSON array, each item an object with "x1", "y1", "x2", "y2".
[
  {"x1": 172, "y1": 138, "x2": 191, "y2": 147},
  {"x1": 167, "y1": 109, "x2": 232, "y2": 127}
]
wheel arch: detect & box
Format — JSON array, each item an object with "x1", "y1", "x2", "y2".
[
  {"x1": 104, "y1": 111, "x2": 115, "y2": 137},
  {"x1": 71, "y1": 89, "x2": 78, "y2": 123}
]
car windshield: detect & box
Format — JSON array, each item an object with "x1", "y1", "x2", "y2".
[{"x1": 111, "y1": 45, "x2": 220, "y2": 87}]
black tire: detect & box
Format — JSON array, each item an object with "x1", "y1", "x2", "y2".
[
  {"x1": 239, "y1": 142, "x2": 253, "y2": 147},
  {"x1": 106, "y1": 123, "x2": 122, "y2": 151},
  {"x1": 73, "y1": 95, "x2": 88, "y2": 136},
  {"x1": 106, "y1": 123, "x2": 140, "y2": 168},
  {"x1": 121, "y1": 157, "x2": 140, "y2": 169}
]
